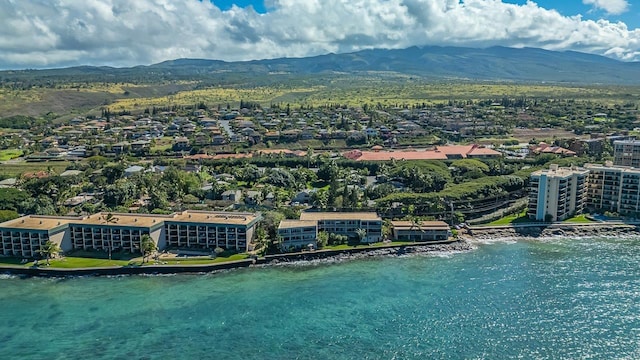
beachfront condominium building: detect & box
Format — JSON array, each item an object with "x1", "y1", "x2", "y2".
[
  {"x1": 528, "y1": 165, "x2": 588, "y2": 221},
  {"x1": 0, "y1": 216, "x2": 80, "y2": 258},
  {"x1": 299, "y1": 212, "x2": 383, "y2": 243},
  {"x1": 584, "y1": 163, "x2": 640, "y2": 215},
  {"x1": 0, "y1": 211, "x2": 262, "y2": 258},
  {"x1": 613, "y1": 140, "x2": 640, "y2": 166},
  {"x1": 390, "y1": 221, "x2": 450, "y2": 242},
  {"x1": 163, "y1": 211, "x2": 261, "y2": 252},
  {"x1": 277, "y1": 220, "x2": 319, "y2": 251}
]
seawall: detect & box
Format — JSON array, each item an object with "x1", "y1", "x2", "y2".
[
  {"x1": 0, "y1": 240, "x2": 469, "y2": 277},
  {"x1": 467, "y1": 222, "x2": 640, "y2": 240}
]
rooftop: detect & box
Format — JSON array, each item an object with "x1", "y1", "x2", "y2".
[
  {"x1": 278, "y1": 220, "x2": 317, "y2": 229},
  {"x1": 0, "y1": 211, "x2": 262, "y2": 231},
  {"x1": 170, "y1": 211, "x2": 260, "y2": 226},
  {"x1": 391, "y1": 221, "x2": 450, "y2": 230},
  {"x1": 531, "y1": 165, "x2": 588, "y2": 178},
  {"x1": 0, "y1": 215, "x2": 82, "y2": 231},
  {"x1": 82, "y1": 212, "x2": 166, "y2": 228},
  {"x1": 299, "y1": 212, "x2": 381, "y2": 221}
]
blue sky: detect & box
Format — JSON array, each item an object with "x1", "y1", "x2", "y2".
[
  {"x1": 503, "y1": 0, "x2": 638, "y2": 27},
  {"x1": 212, "y1": 0, "x2": 267, "y2": 13},
  {"x1": 214, "y1": 0, "x2": 639, "y2": 27},
  {"x1": 1, "y1": 0, "x2": 639, "y2": 69}
]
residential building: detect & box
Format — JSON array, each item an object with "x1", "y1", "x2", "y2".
[
  {"x1": 298, "y1": 212, "x2": 383, "y2": 243},
  {"x1": 390, "y1": 221, "x2": 450, "y2": 242},
  {"x1": 277, "y1": 220, "x2": 318, "y2": 250},
  {"x1": 164, "y1": 211, "x2": 261, "y2": 252},
  {"x1": 584, "y1": 163, "x2": 640, "y2": 215},
  {"x1": 0, "y1": 211, "x2": 262, "y2": 258},
  {"x1": 0, "y1": 216, "x2": 79, "y2": 258},
  {"x1": 613, "y1": 140, "x2": 640, "y2": 166},
  {"x1": 528, "y1": 165, "x2": 588, "y2": 221}
]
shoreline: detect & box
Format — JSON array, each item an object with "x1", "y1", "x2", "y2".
[
  {"x1": 466, "y1": 222, "x2": 640, "y2": 240},
  {"x1": 2, "y1": 223, "x2": 639, "y2": 277},
  {"x1": 0, "y1": 240, "x2": 473, "y2": 277}
]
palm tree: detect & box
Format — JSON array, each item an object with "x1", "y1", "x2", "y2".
[
  {"x1": 38, "y1": 240, "x2": 60, "y2": 266},
  {"x1": 140, "y1": 234, "x2": 156, "y2": 263},
  {"x1": 104, "y1": 213, "x2": 119, "y2": 260},
  {"x1": 355, "y1": 228, "x2": 367, "y2": 244}
]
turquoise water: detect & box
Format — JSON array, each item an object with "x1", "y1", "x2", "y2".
[{"x1": 3, "y1": 237, "x2": 640, "y2": 359}]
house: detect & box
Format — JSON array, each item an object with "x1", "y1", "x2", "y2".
[
  {"x1": 60, "y1": 170, "x2": 83, "y2": 177},
  {"x1": 124, "y1": 165, "x2": 144, "y2": 177},
  {"x1": 173, "y1": 137, "x2": 191, "y2": 151},
  {"x1": 244, "y1": 190, "x2": 262, "y2": 205},
  {"x1": 221, "y1": 190, "x2": 242, "y2": 203},
  {"x1": 292, "y1": 189, "x2": 316, "y2": 204},
  {"x1": 112, "y1": 142, "x2": 130, "y2": 155}
]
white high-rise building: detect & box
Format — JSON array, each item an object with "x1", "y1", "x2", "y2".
[{"x1": 528, "y1": 165, "x2": 588, "y2": 221}]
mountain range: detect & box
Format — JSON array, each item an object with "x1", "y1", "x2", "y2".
[{"x1": 2, "y1": 46, "x2": 640, "y2": 85}]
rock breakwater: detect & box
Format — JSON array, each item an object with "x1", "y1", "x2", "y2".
[{"x1": 467, "y1": 223, "x2": 640, "y2": 241}]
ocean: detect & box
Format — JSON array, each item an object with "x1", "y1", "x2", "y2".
[{"x1": 2, "y1": 237, "x2": 640, "y2": 359}]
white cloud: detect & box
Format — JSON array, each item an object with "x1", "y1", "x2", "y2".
[
  {"x1": 0, "y1": 0, "x2": 639, "y2": 69},
  {"x1": 583, "y1": 0, "x2": 629, "y2": 15}
]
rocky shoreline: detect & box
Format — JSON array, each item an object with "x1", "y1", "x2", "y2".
[
  {"x1": 4, "y1": 224, "x2": 639, "y2": 277},
  {"x1": 262, "y1": 240, "x2": 476, "y2": 267},
  {"x1": 466, "y1": 223, "x2": 640, "y2": 241}
]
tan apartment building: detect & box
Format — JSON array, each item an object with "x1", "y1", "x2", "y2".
[
  {"x1": 277, "y1": 220, "x2": 318, "y2": 251},
  {"x1": 0, "y1": 215, "x2": 79, "y2": 258},
  {"x1": 528, "y1": 165, "x2": 588, "y2": 221},
  {"x1": 299, "y1": 212, "x2": 383, "y2": 243},
  {"x1": 0, "y1": 210, "x2": 262, "y2": 258},
  {"x1": 390, "y1": 221, "x2": 450, "y2": 242}
]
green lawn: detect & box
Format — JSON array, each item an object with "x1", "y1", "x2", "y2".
[
  {"x1": 0, "y1": 256, "x2": 134, "y2": 268},
  {"x1": 0, "y1": 252, "x2": 250, "y2": 269},
  {"x1": 486, "y1": 210, "x2": 530, "y2": 226},
  {"x1": 0, "y1": 161, "x2": 72, "y2": 177},
  {"x1": 322, "y1": 241, "x2": 425, "y2": 251},
  {"x1": 563, "y1": 214, "x2": 594, "y2": 223},
  {"x1": 154, "y1": 253, "x2": 249, "y2": 265},
  {"x1": 0, "y1": 149, "x2": 23, "y2": 161}
]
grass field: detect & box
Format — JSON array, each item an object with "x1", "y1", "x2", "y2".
[
  {"x1": 0, "y1": 161, "x2": 72, "y2": 177},
  {"x1": 103, "y1": 82, "x2": 640, "y2": 112},
  {"x1": 563, "y1": 214, "x2": 594, "y2": 223},
  {"x1": 486, "y1": 210, "x2": 530, "y2": 226},
  {"x1": 0, "y1": 149, "x2": 23, "y2": 161}
]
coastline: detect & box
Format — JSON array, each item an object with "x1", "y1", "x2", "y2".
[
  {"x1": 2, "y1": 222, "x2": 639, "y2": 277},
  {"x1": 466, "y1": 222, "x2": 640, "y2": 241},
  {"x1": 0, "y1": 240, "x2": 473, "y2": 277}
]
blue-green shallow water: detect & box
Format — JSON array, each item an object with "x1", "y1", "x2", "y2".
[{"x1": 3, "y1": 238, "x2": 640, "y2": 359}]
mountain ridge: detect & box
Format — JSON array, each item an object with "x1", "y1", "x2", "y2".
[{"x1": 2, "y1": 46, "x2": 640, "y2": 85}]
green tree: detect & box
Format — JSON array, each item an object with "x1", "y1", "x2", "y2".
[
  {"x1": 38, "y1": 240, "x2": 61, "y2": 266},
  {"x1": 316, "y1": 231, "x2": 329, "y2": 248},
  {"x1": 356, "y1": 228, "x2": 367, "y2": 243},
  {"x1": 140, "y1": 234, "x2": 156, "y2": 263}
]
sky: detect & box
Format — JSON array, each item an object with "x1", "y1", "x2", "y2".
[{"x1": 1, "y1": 0, "x2": 639, "y2": 70}]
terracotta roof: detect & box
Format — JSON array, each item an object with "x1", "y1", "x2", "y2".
[
  {"x1": 212, "y1": 153, "x2": 253, "y2": 160},
  {"x1": 185, "y1": 154, "x2": 215, "y2": 160},
  {"x1": 467, "y1": 147, "x2": 502, "y2": 157},
  {"x1": 435, "y1": 145, "x2": 475, "y2": 155},
  {"x1": 345, "y1": 150, "x2": 448, "y2": 161}
]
